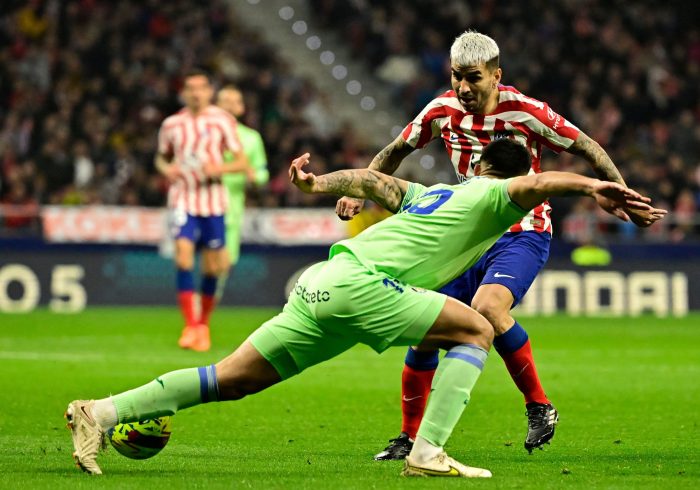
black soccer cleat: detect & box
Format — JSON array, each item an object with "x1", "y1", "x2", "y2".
[
  {"x1": 524, "y1": 403, "x2": 559, "y2": 454},
  {"x1": 374, "y1": 432, "x2": 414, "y2": 461}
]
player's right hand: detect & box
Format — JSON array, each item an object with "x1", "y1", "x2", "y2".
[{"x1": 336, "y1": 196, "x2": 364, "y2": 221}]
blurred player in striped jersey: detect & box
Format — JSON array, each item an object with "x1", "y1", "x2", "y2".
[
  {"x1": 156, "y1": 70, "x2": 252, "y2": 352},
  {"x1": 337, "y1": 31, "x2": 662, "y2": 457},
  {"x1": 216, "y1": 85, "x2": 269, "y2": 289}
]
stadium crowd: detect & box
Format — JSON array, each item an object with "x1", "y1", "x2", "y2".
[
  {"x1": 311, "y1": 0, "x2": 700, "y2": 241},
  {"x1": 1, "y1": 0, "x2": 699, "y2": 241},
  {"x1": 0, "y1": 0, "x2": 375, "y2": 232}
]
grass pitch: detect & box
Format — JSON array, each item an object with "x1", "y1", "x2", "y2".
[{"x1": 0, "y1": 308, "x2": 698, "y2": 489}]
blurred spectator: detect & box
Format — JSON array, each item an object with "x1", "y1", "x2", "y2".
[
  {"x1": 1, "y1": 178, "x2": 39, "y2": 230},
  {"x1": 1, "y1": 0, "x2": 699, "y2": 242},
  {"x1": 0, "y1": 0, "x2": 376, "y2": 217}
]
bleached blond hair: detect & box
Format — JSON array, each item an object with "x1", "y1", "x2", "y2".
[{"x1": 450, "y1": 31, "x2": 500, "y2": 69}]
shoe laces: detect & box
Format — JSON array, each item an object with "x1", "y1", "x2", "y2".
[{"x1": 387, "y1": 437, "x2": 409, "y2": 449}]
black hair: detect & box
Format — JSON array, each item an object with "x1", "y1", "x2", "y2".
[
  {"x1": 183, "y1": 68, "x2": 212, "y2": 83},
  {"x1": 485, "y1": 55, "x2": 499, "y2": 71},
  {"x1": 480, "y1": 138, "x2": 531, "y2": 177}
]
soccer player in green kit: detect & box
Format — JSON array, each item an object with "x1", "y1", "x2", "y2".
[
  {"x1": 217, "y1": 85, "x2": 270, "y2": 284},
  {"x1": 66, "y1": 140, "x2": 663, "y2": 477}
]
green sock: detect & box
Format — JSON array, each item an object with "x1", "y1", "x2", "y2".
[
  {"x1": 417, "y1": 344, "x2": 488, "y2": 447},
  {"x1": 112, "y1": 365, "x2": 219, "y2": 423}
]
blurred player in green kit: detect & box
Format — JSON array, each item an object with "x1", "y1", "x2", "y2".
[{"x1": 216, "y1": 85, "x2": 270, "y2": 287}]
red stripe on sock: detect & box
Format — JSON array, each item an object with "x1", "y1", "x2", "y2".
[
  {"x1": 500, "y1": 339, "x2": 550, "y2": 405},
  {"x1": 199, "y1": 294, "x2": 216, "y2": 327},
  {"x1": 400, "y1": 365, "x2": 436, "y2": 440},
  {"x1": 177, "y1": 291, "x2": 197, "y2": 327}
]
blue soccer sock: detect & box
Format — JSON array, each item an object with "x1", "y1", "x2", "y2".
[
  {"x1": 176, "y1": 269, "x2": 194, "y2": 292},
  {"x1": 493, "y1": 321, "x2": 528, "y2": 354},
  {"x1": 200, "y1": 275, "x2": 219, "y2": 326}
]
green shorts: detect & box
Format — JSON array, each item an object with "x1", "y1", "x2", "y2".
[{"x1": 249, "y1": 252, "x2": 446, "y2": 379}]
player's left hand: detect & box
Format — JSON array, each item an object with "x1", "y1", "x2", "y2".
[
  {"x1": 289, "y1": 153, "x2": 317, "y2": 193},
  {"x1": 591, "y1": 181, "x2": 667, "y2": 223},
  {"x1": 625, "y1": 207, "x2": 667, "y2": 228},
  {"x1": 245, "y1": 166, "x2": 256, "y2": 182}
]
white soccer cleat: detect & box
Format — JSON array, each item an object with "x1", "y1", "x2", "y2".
[
  {"x1": 65, "y1": 399, "x2": 105, "y2": 475},
  {"x1": 402, "y1": 452, "x2": 492, "y2": 478}
]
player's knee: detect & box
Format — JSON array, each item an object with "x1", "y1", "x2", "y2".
[
  {"x1": 175, "y1": 256, "x2": 193, "y2": 270},
  {"x1": 450, "y1": 312, "x2": 493, "y2": 350},
  {"x1": 472, "y1": 298, "x2": 509, "y2": 330},
  {"x1": 175, "y1": 249, "x2": 194, "y2": 270},
  {"x1": 203, "y1": 263, "x2": 226, "y2": 277},
  {"x1": 472, "y1": 313, "x2": 495, "y2": 347}
]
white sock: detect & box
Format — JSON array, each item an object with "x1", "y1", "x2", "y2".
[
  {"x1": 92, "y1": 397, "x2": 118, "y2": 430},
  {"x1": 410, "y1": 436, "x2": 443, "y2": 463}
]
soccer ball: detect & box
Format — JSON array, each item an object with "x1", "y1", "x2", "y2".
[{"x1": 106, "y1": 417, "x2": 172, "y2": 460}]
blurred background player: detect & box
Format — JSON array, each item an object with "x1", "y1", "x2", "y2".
[
  {"x1": 156, "y1": 70, "x2": 251, "y2": 352},
  {"x1": 216, "y1": 85, "x2": 270, "y2": 292},
  {"x1": 337, "y1": 31, "x2": 662, "y2": 458}
]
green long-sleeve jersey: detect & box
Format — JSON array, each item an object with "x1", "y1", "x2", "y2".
[{"x1": 329, "y1": 177, "x2": 528, "y2": 290}]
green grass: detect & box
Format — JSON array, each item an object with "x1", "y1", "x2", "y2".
[{"x1": 0, "y1": 308, "x2": 698, "y2": 489}]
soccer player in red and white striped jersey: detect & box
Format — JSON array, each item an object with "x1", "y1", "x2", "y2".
[
  {"x1": 337, "y1": 31, "x2": 663, "y2": 459},
  {"x1": 156, "y1": 69, "x2": 252, "y2": 352},
  {"x1": 401, "y1": 83, "x2": 581, "y2": 234}
]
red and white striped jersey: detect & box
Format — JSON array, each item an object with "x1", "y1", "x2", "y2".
[
  {"x1": 401, "y1": 85, "x2": 580, "y2": 233},
  {"x1": 157, "y1": 105, "x2": 242, "y2": 216}
]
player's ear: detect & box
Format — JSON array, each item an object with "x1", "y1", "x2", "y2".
[{"x1": 474, "y1": 163, "x2": 482, "y2": 176}]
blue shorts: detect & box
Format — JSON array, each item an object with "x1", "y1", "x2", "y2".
[
  {"x1": 171, "y1": 211, "x2": 226, "y2": 249},
  {"x1": 439, "y1": 231, "x2": 550, "y2": 308}
]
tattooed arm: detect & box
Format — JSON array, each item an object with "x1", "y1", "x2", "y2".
[
  {"x1": 566, "y1": 132, "x2": 626, "y2": 184},
  {"x1": 336, "y1": 135, "x2": 415, "y2": 219},
  {"x1": 566, "y1": 132, "x2": 661, "y2": 227},
  {"x1": 367, "y1": 134, "x2": 416, "y2": 174},
  {"x1": 289, "y1": 153, "x2": 409, "y2": 213}
]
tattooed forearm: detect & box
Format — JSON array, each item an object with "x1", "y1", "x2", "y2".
[
  {"x1": 367, "y1": 135, "x2": 415, "y2": 175},
  {"x1": 316, "y1": 169, "x2": 405, "y2": 213},
  {"x1": 567, "y1": 133, "x2": 626, "y2": 185}
]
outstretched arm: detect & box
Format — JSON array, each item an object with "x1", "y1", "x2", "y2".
[
  {"x1": 336, "y1": 135, "x2": 415, "y2": 220},
  {"x1": 289, "y1": 153, "x2": 410, "y2": 214},
  {"x1": 567, "y1": 132, "x2": 658, "y2": 227},
  {"x1": 508, "y1": 172, "x2": 667, "y2": 223}
]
